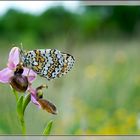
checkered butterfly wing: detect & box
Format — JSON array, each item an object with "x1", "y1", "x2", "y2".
[{"x1": 20, "y1": 49, "x2": 75, "y2": 80}]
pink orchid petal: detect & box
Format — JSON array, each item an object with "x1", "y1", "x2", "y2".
[
  {"x1": 7, "y1": 47, "x2": 20, "y2": 70},
  {"x1": 0, "y1": 68, "x2": 13, "y2": 83},
  {"x1": 23, "y1": 68, "x2": 37, "y2": 83},
  {"x1": 31, "y1": 94, "x2": 41, "y2": 109},
  {"x1": 29, "y1": 87, "x2": 41, "y2": 108}
]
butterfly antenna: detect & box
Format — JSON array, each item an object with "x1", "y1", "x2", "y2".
[
  {"x1": 19, "y1": 43, "x2": 25, "y2": 63},
  {"x1": 20, "y1": 43, "x2": 24, "y2": 54}
]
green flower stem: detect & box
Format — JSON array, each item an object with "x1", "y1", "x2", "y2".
[
  {"x1": 20, "y1": 94, "x2": 31, "y2": 134},
  {"x1": 20, "y1": 117, "x2": 26, "y2": 134},
  {"x1": 17, "y1": 94, "x2": 31, "y2": 134}
]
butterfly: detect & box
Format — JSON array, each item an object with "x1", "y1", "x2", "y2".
[{"x1": 20, "y1": 48, "x2": 75, "y2": 80}]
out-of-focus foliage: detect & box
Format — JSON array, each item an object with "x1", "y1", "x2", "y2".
[
  {"x1": 107, "y1": 6, "x2": 140, "y2": 34},
  {"x1": 1, "y1": 6, "x2": 140, "y2": 45},
  {"x1": 0, "y1": 6, "x2": 79, "y2": 46}
]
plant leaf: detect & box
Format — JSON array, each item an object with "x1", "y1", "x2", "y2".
[
  {"x1": 17, "y1": 95, "x2": 27, "y2": 134},
  {"x1": 22, "y1": 93, "x2": 31, "y2": 115},
  {"x1": 17, "y1": 95, "x2": 24, "y2": 121},
  {"x1": 43, "y1": 120, "x2": 53, "y2": 135}
]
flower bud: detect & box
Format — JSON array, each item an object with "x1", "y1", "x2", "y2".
[
  {"x1": 10, "y1": 74, "x2": 28, "y2": 92},
  {"x1": 37, "y1": 90, "x2": 43, "y2": 99},
  {"x1": 36, "y1": 84, "x2": 48, "y2": 99}
]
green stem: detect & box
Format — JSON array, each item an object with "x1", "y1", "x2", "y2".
[
  {"x1": 16, "y1": 95, "x2": 30, "y2": 135},
  {"x1": 20, "y1": 118, "x2": 26, "y2": 134}
]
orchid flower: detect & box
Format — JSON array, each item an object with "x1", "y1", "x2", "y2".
[
  {"x1": 0, "y1": 47, "x2": 55, "y2": 134},
  {"x1": 0, "y1": 47, "x2": 37, "y2": 89},
  {"x1": 29, "y1": 85, "x2": 57, "y2": 115}
]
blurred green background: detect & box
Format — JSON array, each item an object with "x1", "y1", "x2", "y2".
[{"x1": 1, "y1": 3, "x2": 140, "y2": 134}]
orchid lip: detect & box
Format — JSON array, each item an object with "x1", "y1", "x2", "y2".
[{"x1": 10, "y1": 74, "x2": 29, "y2": 92}]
